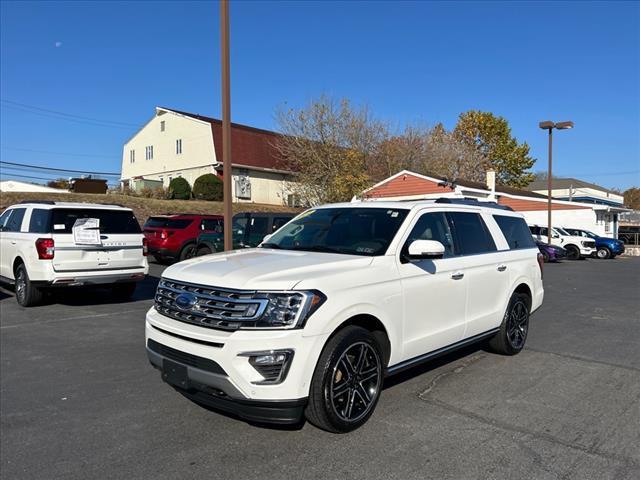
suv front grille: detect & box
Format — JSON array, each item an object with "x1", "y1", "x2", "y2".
[
  {"x1": 155, "y1": 278, "x2": 269, "y2": 330},
  {"x1": 583, "y1": 241, "x2": 596, "y2": 248}
]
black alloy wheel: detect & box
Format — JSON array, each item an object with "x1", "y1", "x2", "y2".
[
  {"x1": 179, "y1": 244, "x2": 197, "y2": 261},
  {"x1": 197, "y1": 246, "x2": 212, "y2": 256},
  {"x1": 306, "y1": 326, "x2": 384, "y2": 433},
  {"x1": 488, "y1": 292, "x2": 530, "y2": 355}
]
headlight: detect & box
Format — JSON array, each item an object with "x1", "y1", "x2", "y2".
[{"x1": 248, "y1": 290, "x2": 326, "y2": 329}]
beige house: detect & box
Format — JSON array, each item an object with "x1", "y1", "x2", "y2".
[{"x1": 120, "y1": 107, "x2": 296, "y2": 206}]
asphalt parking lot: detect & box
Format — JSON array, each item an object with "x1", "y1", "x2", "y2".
[{"x1": 1, "y1": 257, "x2": 639, "y2": 480}]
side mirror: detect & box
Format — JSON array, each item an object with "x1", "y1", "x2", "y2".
[
  {"x1": 407, "y1": 240, "x2": 445, "y2": 260},
  {"x1": 552, "y1": 233, "x2": 560, "y2": 238},
  {"x1": 262, "y1": 233, "x2": 272, "y2": 244}
]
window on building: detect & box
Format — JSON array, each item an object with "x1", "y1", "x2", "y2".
[
  {"x1": 176, "y1": 139, "x2": 182, "y2": 154},
  {"x1": 160, "y1": 121, "x2": 165, "y2": 132},
  {"x1": 129, "y1": 149, "x2": 135, "y2": 163},
  {"x1": 145, "y1": 146, "x2": 154, "y2": 160}
]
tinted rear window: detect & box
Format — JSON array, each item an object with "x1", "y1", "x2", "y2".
[
  {"x1": 447, "y1": 212, "x2": 496, "y2": 255},
  {"x1": 144, "y1": 217, "x2": 193, "y2": 229},
  {"x1": 493, "y1": 215, "x2": 536, "y2": 250},
  {"x1": 29, "y1": 209, "x2": 51, "y2": 233},
  {"x1": 51, "y1": 209, "x2": 141, "y2": 234}
]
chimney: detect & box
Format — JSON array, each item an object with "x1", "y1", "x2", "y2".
[{"x1": 486, "y1": 170, "x2": 496, "y2": 200}]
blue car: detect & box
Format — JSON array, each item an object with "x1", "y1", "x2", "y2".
[{"x1": 563, "y1": 228, "x2": 625, "y2": 259}]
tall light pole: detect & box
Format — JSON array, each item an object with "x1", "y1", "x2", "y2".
[
  {"x1": 538, "y1": 120, "x2": 574, "y2": 244},
  {"x1": 220, "y1": 0, "x2": 233, "y2": 251}
]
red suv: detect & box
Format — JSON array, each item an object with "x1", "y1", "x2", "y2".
[{"x1": 143, "y1": 214, "x2": 223, "y2": 264}]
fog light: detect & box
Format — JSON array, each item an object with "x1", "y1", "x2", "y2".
[{"x1": 239, "y1": 349, "x2": 294, "y2": 385}]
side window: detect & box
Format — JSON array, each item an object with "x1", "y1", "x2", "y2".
[
  {"x1": 403, "y1": 212, "x2": 455, "y2": 258},
  {"x1": 529, "y1": 226, "x2": 539, "y2": 235},
  {"x1": 29, "y1": 209, "x2": 51, "y2": 233},
  {"x1": 447, "y1": 212, "x2": 496, "y2": 255},
  {"x1": 0, "y1": 209, "x2": 13, "y2": 231},
  {"x1": 4, "y1": 208, "x2": 26, "y2": 232},
  {"x1": 201, "y1": 219, "x2": 222, "y2": 232},
  {"x1": 272, "y1": 217, "x2": 290, "y2": 232},
  {"x1": 249, "y1": 216, "x2": 269, "y2": 236},
  {"x1": 493, "y1": 215, "x2": 536, "y2": 250}
]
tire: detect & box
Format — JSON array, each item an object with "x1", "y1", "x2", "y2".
[
  {"x1": 305, "y1": 326, "x2": 384, "y2": 433},
  {"x1": 565, "y1": 245, "x2": 580, "y2": 261},
  {"x1": 179, "y1": 243, "x2": 197, "y2": 261},
  {"x1": 488, "y1": 292, "x2": 530, "y2": 356},
  {"x1": 14, "y1": 263, "x2": 44, "y2": 307},
  {"x1": 197, "y1": 246, "x2": 213, "y2": 256},
  {"x1": 111, "y1": 282, "x2": 137, "y2": 301},
  {"x1": 596, "y1": 247, "x2": 611, "y2": 260},
  {"x1": 541, "y1": 251, "x2": 550, "y2": 263}
]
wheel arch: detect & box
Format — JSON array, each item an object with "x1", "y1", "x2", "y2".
[
  {"x1": 12, "y1": 256, "x2": 25, "y2": 277},
  {"x1": 329, "y1": 314, "x2": 391, "y2": 367}
]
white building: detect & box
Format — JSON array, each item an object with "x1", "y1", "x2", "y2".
[
  {"x1": 0, "y1": 180, "x2": 67, "y2": 193},
  {"x1": 361, "y1": 170, "x2": 629, "y2": 238},
  {"x1": 120, "y1": 107, "x2": 296, "y2": 206}
]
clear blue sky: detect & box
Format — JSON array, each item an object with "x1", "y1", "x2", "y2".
[{"x1": 1, "y1": 0, "x2": 638, "y2": 189}]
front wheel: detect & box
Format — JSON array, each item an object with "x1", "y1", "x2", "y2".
[
  {"x1": 196, "y1": 246, "x2": 213, "y2": 256},
  {"x1": 179, "y1": 244, "x2": 197, "y2": 261},
  {"x1": 565, "y1": 245, "x2": 580, "y2": 260},
  {"x1": 305, "y1": 326, "x2": 384, "y2": 433},
  {"x1": 488, "y1": 292, "x2": 530, "y2": 355},
  {"x1": 596, "y1": 247, "x2": 611, "y2": 259},
  {"x1": 14, "y1": 264, "x2": 44, "y2": 307}
]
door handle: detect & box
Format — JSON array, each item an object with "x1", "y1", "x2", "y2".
[
  {"x1": 451, "y1": 272, "x2": 464, "y2": 280},
  {"x1": 497, "y1": 265, "x2": 507, "y2": 272},
  {"x1": 11, "y1": 241, "x2": 17, "y2": 245}
]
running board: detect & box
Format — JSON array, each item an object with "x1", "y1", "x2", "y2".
[{"x1": 386, "y1": 328, "x2": 500, "y2": 376}]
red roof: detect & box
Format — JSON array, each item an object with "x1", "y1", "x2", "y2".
[{"x1": 161, "y1": 108, "x2": 287, "y2": 172}]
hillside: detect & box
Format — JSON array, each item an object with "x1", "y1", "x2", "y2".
[{"x1": 0, "y1": 191, "x2": 299, "y2": 225}]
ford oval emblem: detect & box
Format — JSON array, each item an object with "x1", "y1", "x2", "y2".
[{"x1": 175, "y1": 292, "x2": 197, "y2": 310}]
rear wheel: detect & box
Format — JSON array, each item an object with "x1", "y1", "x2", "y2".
[
  {"x1": 565, "y1": 245, "x2": 580, "y2": 260},
  {"x1": 305, "y1": 326, "x2": 384, "y2": 433},
  {"x1": 111, "y1": 282, "x2": 137, "y2": 301},
  {"x1": 14, "y1": 263, "x2": 44, "y2": 307},
  {"x1": 488, "y1": 292, "x2": 530, "y2": 355},
  {"x1": 196, "y1": 245, "x2": 213, "y2": 256},
  {"x1": 596, "y1": 247, "x2": 611, "y2": 259},
  {"x1": 179, "y1": 244, "x2": 197, "y2": 261}
]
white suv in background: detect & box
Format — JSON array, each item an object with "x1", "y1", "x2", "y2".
[
  {"x1": 145, "y1": 199, "x2": 544, "y2": 432},
  {"x1": 0, "y1": 201, "x2": 149, "y2": 307},
  {"x1": 528, "y1": 224, "x2": 595, "y2": 260}
]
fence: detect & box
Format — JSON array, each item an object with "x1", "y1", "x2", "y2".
[{"x1": 619, "y1": 232, "x2": 640, "y2": 246}]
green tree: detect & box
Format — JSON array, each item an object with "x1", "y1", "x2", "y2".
[
  {"x1": 453, "y1": 111, "x2": 535, "y2": 187},
  {"x1": 623, "y1": 187, "x2": 640, "y2": 209},
  {"x1": 167, "y1": 177, "x2": 191, "y2": 200},
  {"x1": 192, "y1": 173, "x2": 223, "y2": 201}
]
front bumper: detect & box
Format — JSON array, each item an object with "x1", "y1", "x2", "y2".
[
  {"x1": 146, "y1": 339, "x2": 306, "y2": 424},
  {"x1": 145, "y1": 307, "x2": 328, "y2": 420}
]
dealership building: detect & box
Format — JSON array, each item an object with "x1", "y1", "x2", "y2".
[{"x1": 361, "y1": 171, "x2": 628, "y2": 238}]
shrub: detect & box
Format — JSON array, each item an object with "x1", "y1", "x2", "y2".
[
  {"x1": 139, "y1": 186, "x2": 166, "y2": 199},
  {"x1": 167, "y1": 177, "x2": 191, "y2": 200},
  {"x1": 192, "y1": 173, "x2": 223, "y2": 201}
]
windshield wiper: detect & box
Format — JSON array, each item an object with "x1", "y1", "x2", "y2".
[{"x1": 260, "y1": 242, "x2": 282, "y2": 249}]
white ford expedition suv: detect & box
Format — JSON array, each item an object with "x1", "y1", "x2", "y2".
[
  {"x1": 0, "y1": 201, "x2": 149, "y2": 307},
  {"x1": 146, "y1": 199, "x2": 544, "y2": 432}
]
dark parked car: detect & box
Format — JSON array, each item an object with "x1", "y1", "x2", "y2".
[
  {"x1": 196, "y1": 212, "x2": 295, "y2": 255},
  {"x1": 563, "y1": 228, "x2": 625, "y2": 259},
  {"x1": 536, "y1": 241, "x2": 567, "y2": 263},
  {"x1": 143, "y1": 214, "x2": 223, "y2": 263}
]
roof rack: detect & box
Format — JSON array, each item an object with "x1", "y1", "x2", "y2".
[
  {"x1": 434, "y1": 197, "x2": 514, "y2": 211},
  {"x1": 18, "y1": 200, "x2": 56, "y2": 205}
]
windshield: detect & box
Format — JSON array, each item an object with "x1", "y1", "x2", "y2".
[{"x1": 262, "y1": 207, "x2": 409, "y2": 256}]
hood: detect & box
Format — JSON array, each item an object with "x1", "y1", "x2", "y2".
[{"x1": 161, "y1": 248, "x2": 374, "y2": 291}]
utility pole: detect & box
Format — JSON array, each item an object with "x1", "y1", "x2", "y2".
[{"x1": 220, "y1": 0, "x2": 233, "y2": 251}]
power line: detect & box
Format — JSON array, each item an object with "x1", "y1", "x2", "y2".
[
  {"x1": 0, "y1": 99, "x2": 138, "y2": 127},
  {"x1": 0, "y1": 146, "x2": 115, "y2": 159},
  {"x1": 0, "y1": 160, "x2": 120, "y2": 176},
  {"x1": 1, "y1": 103, "x2": 135, "y2": 130}
]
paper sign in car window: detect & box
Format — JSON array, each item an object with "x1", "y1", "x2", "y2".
[{"x1": 72, "y1": 218, "x2": 101, "y2": 245}]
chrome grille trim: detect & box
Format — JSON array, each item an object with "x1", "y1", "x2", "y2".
[{"x1": 155, "y1": 278, "x2": 269, "y2": 330}]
